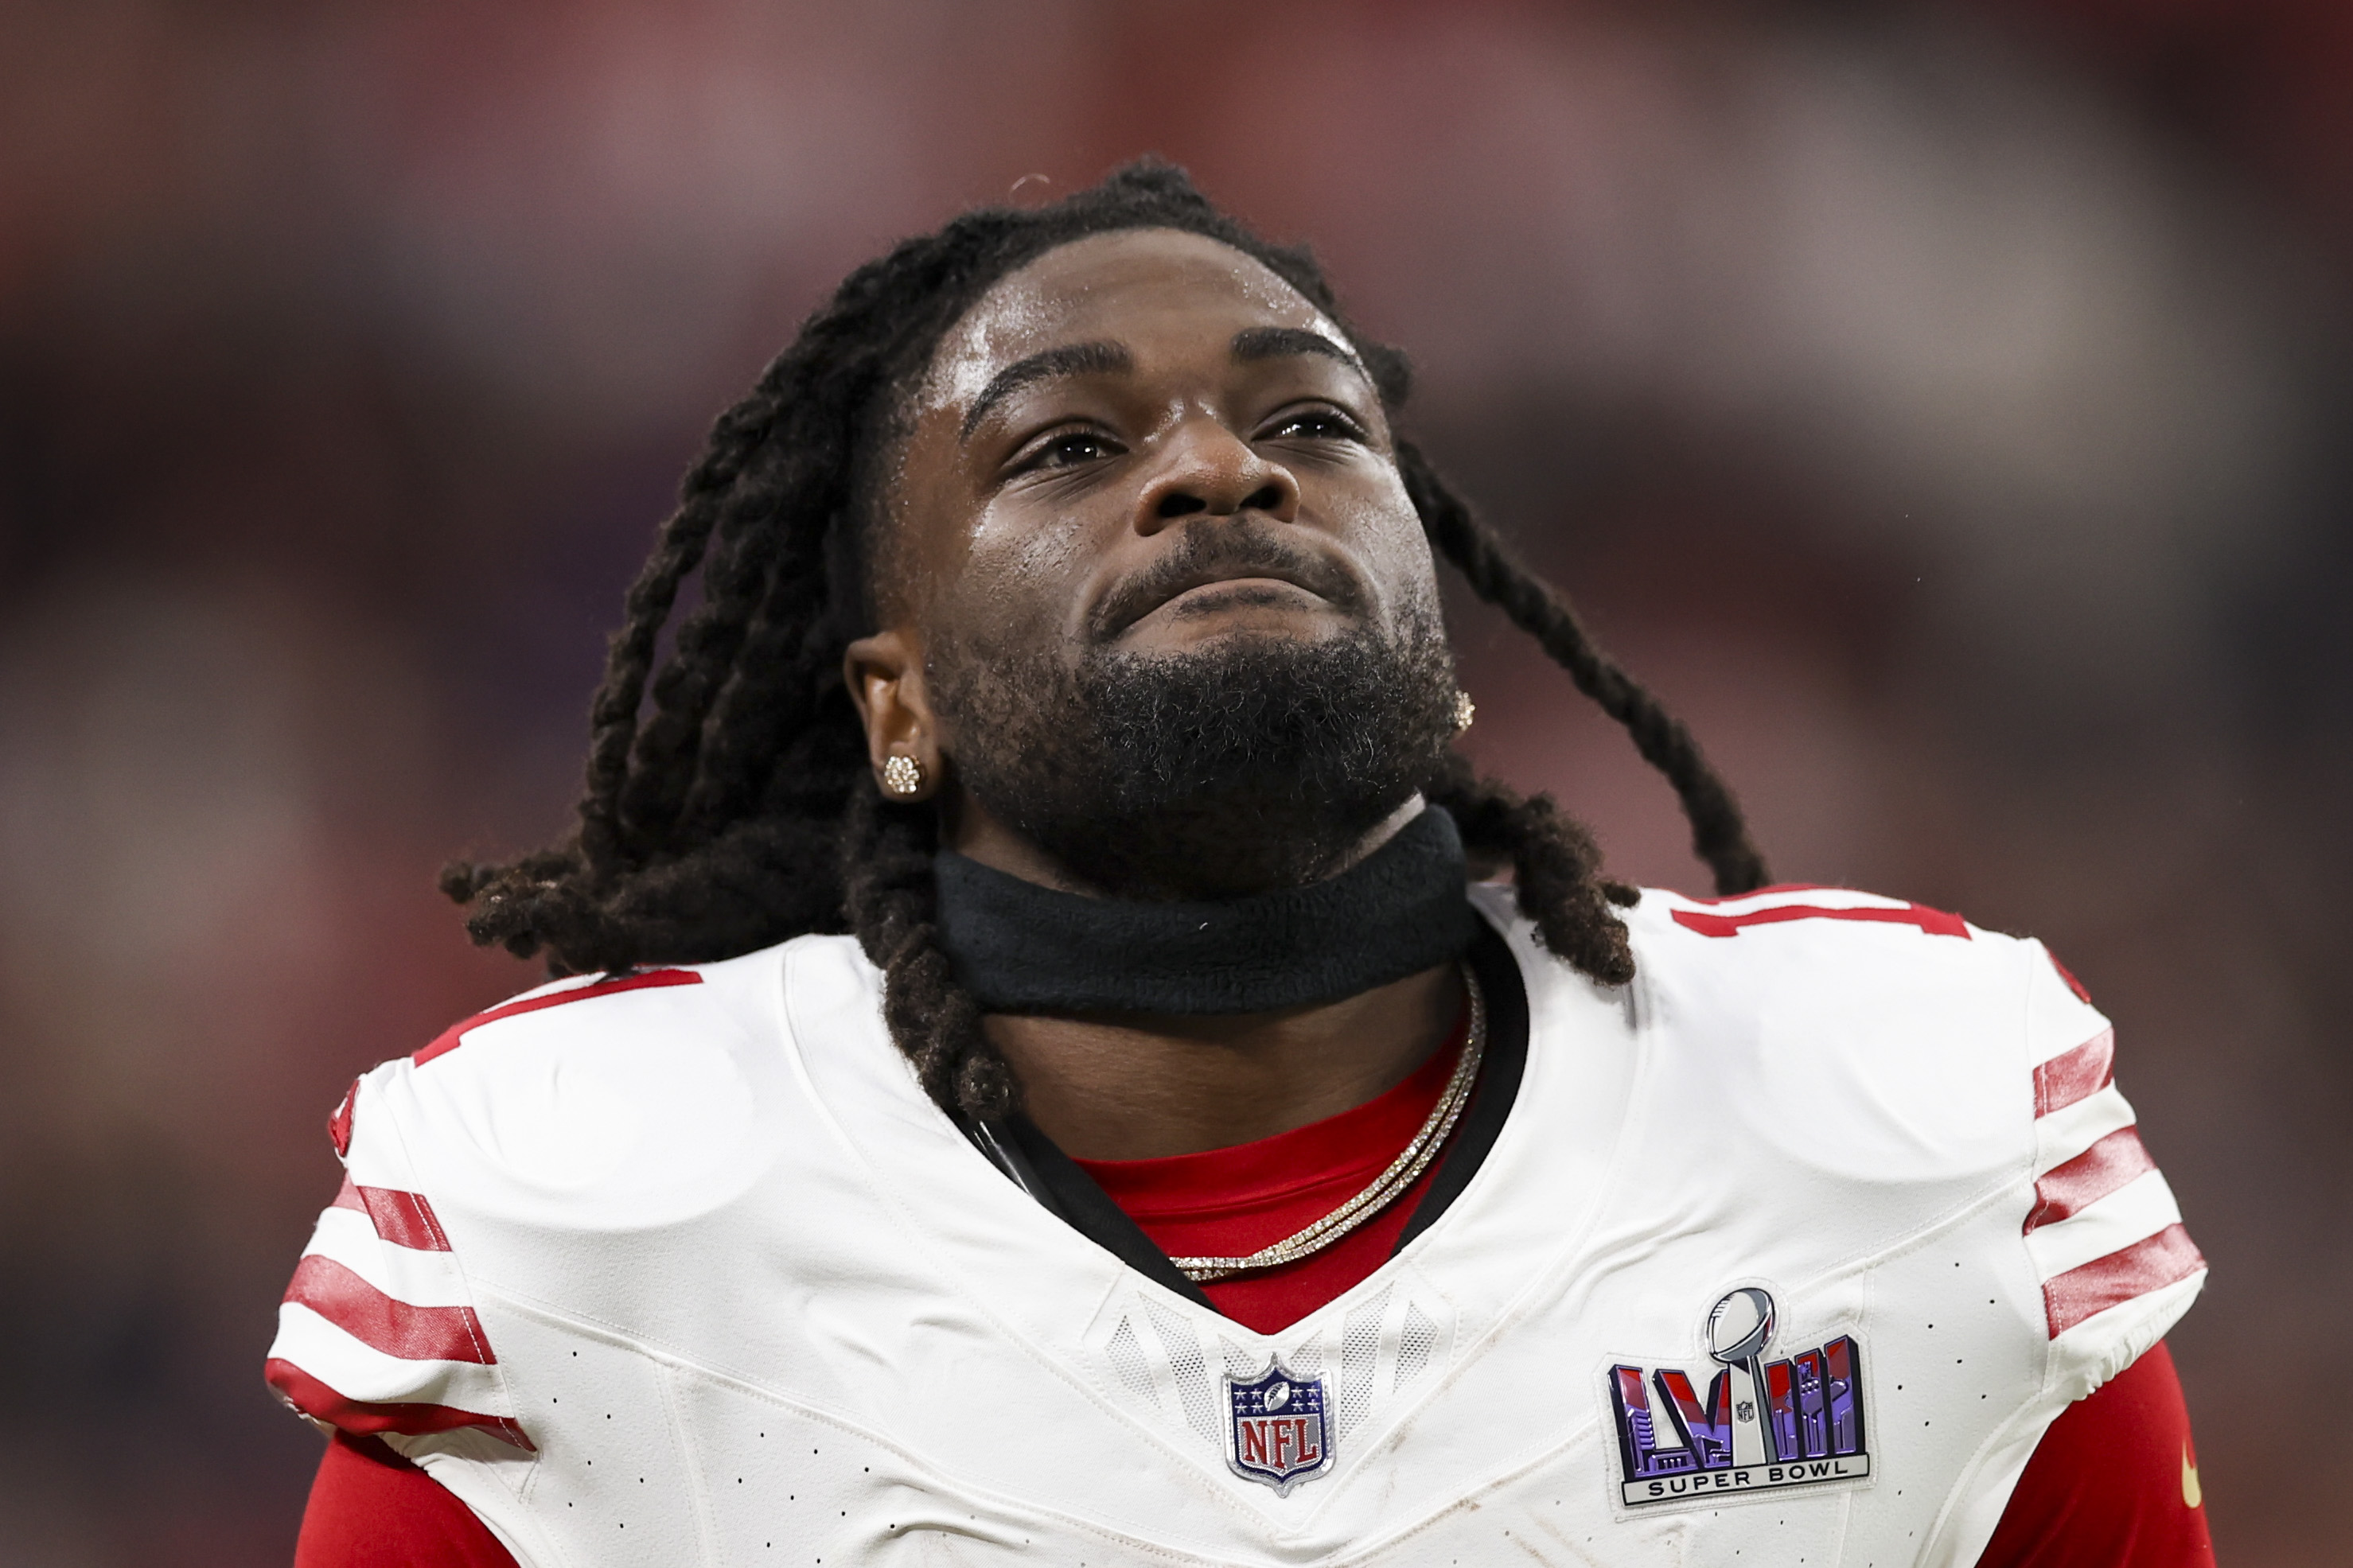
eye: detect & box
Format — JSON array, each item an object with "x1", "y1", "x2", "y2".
[
  {"x1": 1261, "y1": 406, "x2": 1367, "y2": 443},
  {"x1": 1019, "y1": 428, "x2": 1123, "y2": 472}
]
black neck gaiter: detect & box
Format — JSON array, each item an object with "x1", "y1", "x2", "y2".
[{"x1": 933, "y1": 806, "x2": 1477, "y2": 1016}]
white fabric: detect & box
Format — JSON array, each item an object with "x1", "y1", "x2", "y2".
[
  {"x1": 302, "y1": 1208, "x2": 472, "y2": 1307},
  {"x1": 2034, "y1": 1083, "x2": 2137, "y2": 1171},
  {"x1": 267, "y1": 885, "x2": 2203, "y2": 1566},
  {"x1": 2023, "y1": 1169, "x2": 2181, "y2": 1278},
  {"x1": 271, "y1": 1303, "x2": 510, "y2": 1414}
]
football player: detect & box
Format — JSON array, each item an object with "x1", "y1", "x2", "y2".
[{"x1": 269, "y1": 163, "x2": 2211, "y2": 1565}]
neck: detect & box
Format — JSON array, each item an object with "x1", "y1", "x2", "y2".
[
  {"x1": 940, "y1": 795, "x2": 1467, "y2": 1161},
  {"x1": 984, "y1": 964, "x2": 1463, "y2": 1160}
]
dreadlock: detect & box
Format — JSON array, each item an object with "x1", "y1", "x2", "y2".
[{"x1": 444, "y1": 160, "x2": 1770, "y2": 1121}]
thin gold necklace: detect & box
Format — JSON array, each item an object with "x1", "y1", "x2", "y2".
[{"x1": 1169, "y1": 964, "x2": 1486, "y2": 1286}]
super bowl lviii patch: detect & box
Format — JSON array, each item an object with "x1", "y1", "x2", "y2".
[
  {"x1": 1607, "y1": 1288, "x2": 1869, "y2": 1508},
  {"x1": 1224, "y1": 1359, "x2": 1333, "y2": 1494}
]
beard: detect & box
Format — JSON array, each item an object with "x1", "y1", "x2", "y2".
[{"x1": 929, "y1": 602, "x2": 1461, "y2": 901}]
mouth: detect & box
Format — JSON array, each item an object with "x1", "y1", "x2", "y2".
[
  {"x1": 1092, "y1": 534, "x2": 1363, "y2": 642},
  {"x1": 1137, "y1": 571, "x2": 1326, "y2": 624}
]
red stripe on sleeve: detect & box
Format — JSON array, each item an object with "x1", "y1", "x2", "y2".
[
  {"x1": 328, "y1": 1178, "x2": 453, "y2": 1252},
  {"x1": 412, "y1": 968, "x2": 703, "y2": 1067},
  {"x1": 2032, "y1": 1028, "x2": 2116, "y2": 1117},
  {"x1": 283, "y1": 1255, "x2": 495, "y2": 1365},
  {"x1": 1669, "y1": 901, "x2": 1969, "y2": 940},
  {"x1": 360, "y1": 1185, "x2": 454, "y2": 1252},
  {"x1": 2025, "y1": 1126, "x2": 2159, "y2": 1234},
  {"x1": 267, "y1": 1360, "x2": 532, "y2": 1452},
  {"x1": 2042, "y1": 1224, "x2": 2207, "y2": 1337},
  {"x1": 329, "y1": 1079, "x2": 358, "y2": 1157}
]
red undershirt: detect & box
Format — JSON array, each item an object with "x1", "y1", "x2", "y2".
[
  {"x1": 1071, "y1": 1013, "x2": 1470, "y2": 1335},
  {"x1": 294, "y1": 1021, "x2": 2212, "y2": 1565}
]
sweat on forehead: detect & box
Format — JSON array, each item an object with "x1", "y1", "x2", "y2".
[{"x1": 917, "y1": 228, "x2": 1356, "y2": 422}]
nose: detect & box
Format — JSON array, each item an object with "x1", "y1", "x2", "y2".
[{"x1": 1133, "y1": 418, "x2": 1300, "y2": 534}]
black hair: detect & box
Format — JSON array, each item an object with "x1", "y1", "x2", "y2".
[{"x1": 442, "y1": 160, "x2": 1769, "y2": 1120}]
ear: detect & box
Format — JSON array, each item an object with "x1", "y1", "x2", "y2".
[{"x1": 843, "y1": 628, "x2": 943, "y2": 803}]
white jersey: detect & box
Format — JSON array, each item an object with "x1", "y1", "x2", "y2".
[{"x1": 266, "y1": 884, "x2": 2203, "y2": 1566}]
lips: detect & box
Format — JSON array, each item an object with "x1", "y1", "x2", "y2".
[
  {"x1": 1141, "y1": 570, "x2": 1321, "y2": 620},
  {"x1": 1090, "y1": 528, "x2": 1363, "y2": 640}
]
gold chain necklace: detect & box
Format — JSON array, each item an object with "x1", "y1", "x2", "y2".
[{"x1": 1169, "y1": 964, "x2": 1486, "y2": 1285}]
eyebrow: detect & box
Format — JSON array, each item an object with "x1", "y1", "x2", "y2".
[
  {"x1": 961, "y1": 340, "x2": 1133, "y2": 438},
  {"x1": 956, "y1": 326, "x2": 1369, "y2": 442},
  {"x1": 1229, "y1": 325, "x2": 1366, "y2": 377}
]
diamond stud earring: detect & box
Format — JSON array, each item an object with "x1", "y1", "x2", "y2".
[
  {"x1": 1453, "y1": 690, "x2": 1476, "y2": 733},
  {"x1": 881, "y1": 754, "x2": 925, "y2": 798}
]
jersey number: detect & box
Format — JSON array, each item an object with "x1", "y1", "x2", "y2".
[{"x1": 1671, "y1": 900, "x2": 1967, "y2": 940}]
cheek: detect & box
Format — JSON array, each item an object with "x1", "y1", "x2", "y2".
[
  {"x1": 1332, "y1": 470, "x2": 1441, "y2": 615},
  {"x1": 936, "y1": 495, "x2": 1098, "y2": 648}
]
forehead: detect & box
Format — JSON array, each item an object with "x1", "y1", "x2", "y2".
[{"x1": 920, "y1": 228, "x2": 1346, "y2": 413}]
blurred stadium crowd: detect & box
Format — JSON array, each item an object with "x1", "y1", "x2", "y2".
[{"x1": 2, "y1": 1, "x2": 2348, "y2": 1561}]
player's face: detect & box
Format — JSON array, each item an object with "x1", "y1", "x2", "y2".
[{"x1": 881, "y1": 227, "x2": 1436, "y2": 676}]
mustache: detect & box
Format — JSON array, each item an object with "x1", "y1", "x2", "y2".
[{"x1": 1085, "y1": 522, "x2": 1369, "y2": 642}]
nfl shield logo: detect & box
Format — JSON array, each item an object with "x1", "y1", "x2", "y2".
[{"x1": 1224, "y1": 1359, "x2": 1334, "y2": 1493}]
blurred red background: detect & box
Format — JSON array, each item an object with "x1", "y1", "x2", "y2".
[{"x1": 3, "y1": 1, "x2": 2347, "y2": 1561}]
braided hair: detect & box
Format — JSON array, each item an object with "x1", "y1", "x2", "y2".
[{"x1": 444, "y1": 160, "x2": 1770, "y2": 1120}]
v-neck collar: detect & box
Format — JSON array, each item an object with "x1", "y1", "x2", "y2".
[
  {"x1": 961, "y1": 920, "x2": 1532, "y2": 1316},
  {"x1": 778, "y1": 887, "x2": 1639, "y2": 1358}
]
